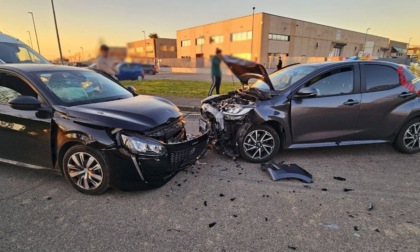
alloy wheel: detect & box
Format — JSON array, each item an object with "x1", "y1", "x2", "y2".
[
  {"x1": 243, "y1": 130, "x2": 275, "y2": 160},
  {"x1": 67, "y1": 152, "x2": 103, "y2": 190},
  {"x1": 403, "y1": 123, "x2": 420, "y2": 150}
]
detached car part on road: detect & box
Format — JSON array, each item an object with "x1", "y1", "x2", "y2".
[
  {"x1": 0, "y1": 64, "x2": 209, "y2": 194},
  {"x1": 200, "y1": 56, "x2": 420, "y2": 162}
]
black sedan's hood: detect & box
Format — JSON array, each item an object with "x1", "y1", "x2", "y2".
[
  {"x1": 222, "y1": 55, "x2": 274, "y2": 91},
  {"x1": 55, "y1": 95, "x2": 181, "y2": 131}
]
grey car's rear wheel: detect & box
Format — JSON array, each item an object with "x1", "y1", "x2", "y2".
[
  {"x1": 239, "y1": 124, "x2": 280, "y2": 163},
  {"x1": 63, "y1": 145, "x2": 109, "y2": 194},
  {"x1": 395, "y1": 118, "x2": 420, "y2": 154}
]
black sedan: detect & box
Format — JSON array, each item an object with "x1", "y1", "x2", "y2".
[
  {"x1": 0, "y1": 64, "x2": 208, "y2": 194},
  {"x1": 201, "y1": 56, "x2": 420, "y2": 162}
]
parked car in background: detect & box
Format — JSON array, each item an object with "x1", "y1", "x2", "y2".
[
  {"x1": 0, "y1": 64, "x2": 209, "y2": 194},
  {"x1": 201, "y1": 56, "x2": 420, "y2": 162},
  {"x1": 142, "y1": 64, "x2": 158, "y2": 75},
  {"x1": 115, "y1": 63, "x2": 144, "y2": 81},
  {"x1": 0, "y1": 33, "x2": 49, "y2": 64}
]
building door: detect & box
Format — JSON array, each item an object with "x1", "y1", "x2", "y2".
[{"x1": 196, "y1": 54, "x2": 204, "y2": 68}]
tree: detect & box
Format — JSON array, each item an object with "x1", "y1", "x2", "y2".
[{"x1": 148, "y1": 33, "x2": 159, "y2": 39}]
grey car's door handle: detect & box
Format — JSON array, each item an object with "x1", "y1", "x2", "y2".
[
  {"x1": 399, "y1": 92, "x2": 413, "y2": 98},
  {"x1": 343, "y1": 99, "x2": 360, "y2": 106}
]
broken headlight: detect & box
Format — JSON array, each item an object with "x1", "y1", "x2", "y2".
[
  {"x1": 223, "y1": 106, "x2": 252, "y2": 120},
  {"x1": 120, "y1": 134, "x2": 166, "y2": 156}
]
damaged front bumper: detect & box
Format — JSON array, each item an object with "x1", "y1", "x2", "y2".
[{"x1": 108, "y1": 130, "x2": 210, "y2": 190}]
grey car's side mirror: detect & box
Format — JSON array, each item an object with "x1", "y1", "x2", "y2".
[
  {"x1": 294, "y1": 87, "x2": 318, "y2": 98},
  {"x1": 9, "y1": 96, "x2": 41, "y2": 110}
]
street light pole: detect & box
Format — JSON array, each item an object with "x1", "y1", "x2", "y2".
[
  {"x1": 407, "y1": 37, "x2": 413, "y2": 58},
  {"x1": 27, "y1": 31, "x2": 33, "y2": 48},
  {"x1": 51, "y1": 0, "x2": 63, "y2": 64},
  {"x1": 251, "y1": 7, "x2": 255, "y2": 61},
  {"x1": 142, "y1": 30, "x2": 147, "y2": 59},
  {"x1": 80, "y1": 46, "x2": 84, "y2": 61},
  {"x1": 363, "y1": 27, "x2": 371, "y2": 55},
  {"x1": 28, "y1": 12, "x2": 41, "y2": 53}
]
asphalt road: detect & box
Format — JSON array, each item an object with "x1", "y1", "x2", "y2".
[{"x1": 0, "y1": 116, "x2": 419, "y2": 251}]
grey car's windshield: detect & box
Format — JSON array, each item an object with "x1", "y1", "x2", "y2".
[
  {"x1": 0, "y1": 42, "x2": 49, "y2": 64},
  {"x1": 32, "y1": 70, "x2": 133, "y2": 105},
  {"x1": 251, "y1": 65, "x2": 317, "y2": 91}
]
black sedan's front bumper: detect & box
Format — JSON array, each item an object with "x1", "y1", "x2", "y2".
[{"x1": 105, "y1": 130, "x2": 210, "y2": 191}]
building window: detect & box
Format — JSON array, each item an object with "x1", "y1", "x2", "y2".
[
  {"x1": 210, "y1": 35, "x2": 224, "y2": 44},
  {"x1": 268, "y1": 33, "x2": 290, "y2": 41},
  {"x1": 231, "y1": 31, "x2": 252, "y2": 41},
  {"x1": 181, "y1": 40, "x2": 191, "y2": 47},
  {"x1": 232, "y1": 53, "x2": 251, "y2": 60},
  {"x1": 159, "y1": 45, "x2": 176, "y2": 52},
  {"x1": 196, "y1": 37, "x2": 205, "y2": 46}
]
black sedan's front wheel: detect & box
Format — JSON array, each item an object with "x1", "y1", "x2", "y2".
[
  {"x1": 395, "y1": 118, "x2": 420, "y2": 154},
  {"x1": 62, "y1": 145, "x2": 110, "y2": 194},
  {"x1": 239, "y1": 124, "x2": 280, "y2": 163}
]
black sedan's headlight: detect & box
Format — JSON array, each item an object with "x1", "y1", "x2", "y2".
[{"x1": 120, "y1": 133, "x2": 166, "y2": 156}]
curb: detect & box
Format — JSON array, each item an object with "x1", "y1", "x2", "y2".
[{"x1": 177, "y1": 105, "x2": 201, "y2": 112}]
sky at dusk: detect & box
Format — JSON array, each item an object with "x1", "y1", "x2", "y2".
[{"x1": 0, "y1": 0, "x2": 418, "y2": 59}]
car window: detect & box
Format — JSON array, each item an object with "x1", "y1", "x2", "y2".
[
  {"x1": 252, "y1": 65, "x2": 317, "y2": 91},
  {"x1": 0, "y1": 74, "x2": 37, "y2": 104},
  {"x1": 365, "y1": 65, "x2": 399, "y2": 92},
  {"x1": 306, "y1": 67, "x2": 354, "y2": 97},
  {"x1": 0, "y1": 42, "x2": 49, "y2": 64},
  {"x1": 32, "y1": 69, "x2": 133, "y2": 105}
]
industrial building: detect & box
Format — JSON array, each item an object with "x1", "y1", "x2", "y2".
[
  {"x1": 176, "y1": 12, "x2": 390, "y2": 67},
  {"x1": 126, "y1": 38, "x2": 177, "y2": 62}
]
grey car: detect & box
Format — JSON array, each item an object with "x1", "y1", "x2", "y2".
[{"x1": 200, "y1": 56, "x2": 420, "y2": 163}]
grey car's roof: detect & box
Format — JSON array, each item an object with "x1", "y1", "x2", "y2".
[{"x1": 0, "y1": 33, "x2": 25, "y2": 44}]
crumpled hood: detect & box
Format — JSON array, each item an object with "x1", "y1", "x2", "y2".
[
  {"x1": 55, "y1": 95, "x2": 181, "y2": 131},
  {"x1": 222, "y1": 55, "x2": 274, "y2": 91}
]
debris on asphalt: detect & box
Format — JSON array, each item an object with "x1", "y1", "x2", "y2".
[
  {"x1": 230, "y1": 197, "x2": 236, "y2": 201},
  {"x1": 219, "y1": 193, "x2": 225, "y2": 197},
  {"x1": 196, "y1": 160, "x2": 207, "y2": 165},
  {"x1": 167, "y1": 229, "x2": 181, "y2": 232},
  {"x1": 354, "y1": 226, "x2": 359, "y2": 231},
  {"x1": 368, "y1": 203, "x2": 374, "y2": 211},
  {"x1": 209, "y1": 222, "x2": 216, "y2": 228},
  {"x1": 321, "y1": 223, "x2": 339, "y2": 229},
  {"x1": 374, "y1": 228, "x2": 380, "y2": 233},
  {"x1": 303, "y1": 185, "x2": 311, "y2": 189},
  {"x1": 354, "y1": 233, "x2": 361, "y2": 238},
  {"x1": 287, "y1": 245, "x2": 297, "y2": 250},
  {"x1": 333, "y1": 176, "x2": 346, "y2": 181},
  {"x1": 46, "y1": 196, "x2": 52, "y2": 200},
  {"x1": 204, "y1": 201, "x2": 207, "y2": 207},
  {"x1": 343, "y1": 188, "x2": 354, "y2": 192},
  {"x1": 261, "y1": 161, "x2": 313, "y2": 183},
  {"x1": 232, "y1": 214, "x2": 238, "y2": 218},
  {"x1": 265, "y1": 217, "x2": 268, "y2": 222},
  {"x1": 321, "y1": 188, "x2": 328, "y2": 191},
  {"x1": 262, "y1": 194, "x2": 270, "y2": 198}
]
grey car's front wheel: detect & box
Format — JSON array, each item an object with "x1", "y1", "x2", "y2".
[
  {"x1": 395, "y1": 118, "x2": 420, "y2": 154},
  {"x1": 62, "y1": 145, "x2": 110, "y2": 195},
  {"x1": 239, "y1": 124, "x2": 280, "y2": 163}
]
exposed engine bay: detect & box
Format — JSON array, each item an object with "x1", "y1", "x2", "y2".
[{"x1": 200, "y1": 91, "x2": 258, "y2": 158}]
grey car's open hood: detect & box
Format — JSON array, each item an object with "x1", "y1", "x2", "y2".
[{"x1": 222, "y1": 55, "x2": 274, "y2": 91}]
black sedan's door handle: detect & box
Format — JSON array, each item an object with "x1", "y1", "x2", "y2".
[
  {"x1": 399, "y1": 92, "x2": 413, "y2": 98},
  {"x1": 343, "y1": 99, "x2": 360, "y2": 106}
]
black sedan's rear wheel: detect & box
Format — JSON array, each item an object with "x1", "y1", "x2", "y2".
[
  {"x1": 395, "y1": 118, "x2": 420, "y2": 154},
  {"x1": 239, "y1": 124, "x2": 280, "y2": 163},
  {"x1": 62, "y1": 145, "x2": 110, "y2": 194}
]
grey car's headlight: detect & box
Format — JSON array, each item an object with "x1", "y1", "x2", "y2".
[
  {"x1": 223, "y1": 107, "x2": 253, "y2": 120},
  {"x1": 120, "y1": 134, "x2": 166, "y2": 156}
]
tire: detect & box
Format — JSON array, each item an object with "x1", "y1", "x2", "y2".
[
  {"x1": 394, "y1": 118, "x2": 420, "y2": 154},
  {"x1": 137, "y1": 75, "x2": 144, "y2": 81},
  {"x1": 62, "y1": 145, "x2": 110, "y2": 195},
  {"x1": 238, "y1": 124, "x2": 280, "y2": 163}
]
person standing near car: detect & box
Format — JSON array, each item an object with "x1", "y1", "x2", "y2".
[
  {"x1": 97, "y1": 45, "x2": 116, "y2": 76},
  {"x1": 208, "y1": 48, "x2": 222, "y2": 96},
  {"x1": 277, "y1": 56, "x2": 283, "y2": 70}
]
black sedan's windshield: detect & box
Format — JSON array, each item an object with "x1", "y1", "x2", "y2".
[
  {"x1": 32, "y1": 70, "x2": 133, "y2": 105},
  {"x1": 251, "y1": 65, "x2": 317, "y2": 91}
]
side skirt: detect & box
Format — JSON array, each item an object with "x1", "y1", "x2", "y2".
[{"x1": 287, "y1": 140, "x2": 388, "y2": 149}]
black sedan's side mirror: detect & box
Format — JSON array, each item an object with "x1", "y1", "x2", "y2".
[
  {"x1": 8, "y1": 96, "x2": 41, "y2": 110},
  {"x1": 127, "y1": 86, "x2": 137, "y2": 96},
  {"x1": 294, "y1": 87, "x2": 318, "y2": 98}
]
